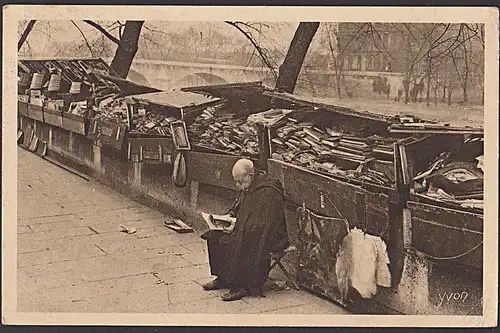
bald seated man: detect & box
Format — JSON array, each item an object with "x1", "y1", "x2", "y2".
[{"x1": 202, "y1": 158, "x2": 290, "y2": 301}]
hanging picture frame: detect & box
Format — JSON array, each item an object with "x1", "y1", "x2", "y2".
[{"x1": 170, "y1": 120, "x2": 191, "y2": 151}]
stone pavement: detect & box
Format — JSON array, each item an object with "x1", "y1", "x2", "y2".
[{"x1": 17, "y1": 147, "x2": 349, "y2": 314}]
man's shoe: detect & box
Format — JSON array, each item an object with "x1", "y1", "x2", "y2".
[
  {"x1": 202, "y1": 278, "x2": 226, "y2": 291},
  {"x1": 221, "y1": 288, "x2": 248, "y2": 301}
]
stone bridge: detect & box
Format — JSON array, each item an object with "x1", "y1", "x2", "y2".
[
  {"x1": 106, "y1": 58, "x2": 275, "y2": 91},
  {"x1": 109, "y1": 58, "x2": 405, "y2": 99}
]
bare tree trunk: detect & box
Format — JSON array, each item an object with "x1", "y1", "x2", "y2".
[
  {"x1": 334, "y1": 58, "x2": 342, "y2": 98},
  {"x1": 462, "y1": 32, "x2": 470, "y2": 104},
  {"x1": 18, "y1": 20, "x2": 36, "y2": 51},
  {"x1": 448, "y1": 88, "x2": 453, "y2": 105},
  {"x1": 336, "y1": 71, "x2": 342, "y2": 98},
  {"x1": 403, "y1": 74, "x2": 411, "y2": 104},
  {"x1": 276, "y1": 22, "x2": 319, "y2": 93},
  {"x1": 434, "y1": 78, "x2": 438, "y2": 105},
  {"x1": 109, "y1": 21, "x2": 144, "y2": 79},
  {"x1": 463, "y1": 62, "x2": 469, "y2": 103},
  {"x1": 426, "y1": 59, "x2": 431, "y2": 107}
]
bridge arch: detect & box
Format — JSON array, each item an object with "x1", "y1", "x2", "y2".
[
  {"x1": 172, "y1": 72, "x2": 227, "y2": 89},
  {"x1": 126, "y1": 69, "x2": 151, "y2": 86}
]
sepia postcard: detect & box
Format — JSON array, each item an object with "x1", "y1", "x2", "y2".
[{"x1": 2, "y1": 5, "x2": 498, "y2": 327}]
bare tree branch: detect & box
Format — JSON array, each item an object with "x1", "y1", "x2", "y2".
[
  {"x1": 225, "y1": 21, "x2": 278, "y2": 80},
  {"x1": 117, "y1": 20, "x2": 124, "y2": 39},
  {"x1": 368, "y1": 23, "x2": 402, "y2": 67},
  {"x1": 71, "y1": 21, "x2": 95, "y2": 57},
  {"x1": 428, "y1": 25, "x2": 478, "y2": 67},
  {"x1": 83, "y1": 20, "x2": 120, "y2": 44},
  {"x1": 18, "y1": 20, "x2": 36, "y2": 51}
]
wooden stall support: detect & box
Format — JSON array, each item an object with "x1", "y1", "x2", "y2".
[
  {"x1": 189, "y1": 180, "x2": 199, "y2": 209},
  {"x1": 68, "y1": 131, "x2": 75, "y2": 154},
  {"x1": 128, "y1": 159, "x2": 144, "y2": 188},
  {"x1": 255, "y1": 123, "x2": 272, "y2": 171},
  {"x1": 47, "y1": 126, "x2": 53, "y2": 148},
  {"x1": 92, "y1": 141, "x2": 102, "y2": 172}
]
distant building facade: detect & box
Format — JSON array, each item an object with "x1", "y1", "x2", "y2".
[{"x1": 336, "y1": 22, "x2": 408, "y2": 74}]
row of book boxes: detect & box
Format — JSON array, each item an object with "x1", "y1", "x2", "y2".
[
  {"x1": 262, "y1": 109, "x2": 400, "y2": 285},
  {"x1": 18, "y1": 93, "x2": 89, "y2": 135},
  {"x1": 17, "y1": 59, "x2": 102, "y2": 135},
  {"x1": 399, "y1": 133, "x2": 484, "y2": 270}
]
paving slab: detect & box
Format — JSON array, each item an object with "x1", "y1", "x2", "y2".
[{"x1": 17, "y1": 147, "x2": 349, "y2": 315}]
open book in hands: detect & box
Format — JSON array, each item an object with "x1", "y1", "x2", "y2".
[{"x1": 200, "y1": 212, "x2": 237, "y2": 240}]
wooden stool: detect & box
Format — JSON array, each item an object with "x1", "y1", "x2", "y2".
[{"x1": 270, "y1": 245, "x2": 300, "y2": 291}]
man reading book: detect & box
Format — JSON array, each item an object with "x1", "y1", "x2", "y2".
[{"x1": 202, "y1": 158, "x2": 290, "y2": 301}]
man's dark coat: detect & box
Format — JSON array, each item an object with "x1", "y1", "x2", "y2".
[{"x1": 207, "y1": 173, "x2": 289, "y2": 289}]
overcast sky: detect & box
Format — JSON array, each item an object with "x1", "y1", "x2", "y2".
[{"x1": 19, "y1": 20, "x2": 308, "y2": 59}]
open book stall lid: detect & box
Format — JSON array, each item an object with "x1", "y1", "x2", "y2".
[
  {"x1": 18, "y1": 57, "x2": 161, "y2": 98},
  {"x1": 91, "y1": 72, "x2": 161, "y2": 97},
  {"x1": 18, "y1": 58, "x2": 111, "y2": 86},
  {"x1": 181, "y1": 81, "x2": 270, "y2": 102},
  {"x1": 264, "y1": 90, "x2": 483, "y2": 135},
  {"x1": 126, "y1": 90, "x2": 222, "y2": 110}
]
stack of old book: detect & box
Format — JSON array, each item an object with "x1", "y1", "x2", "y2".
[
  {"x1": 412, "y1": 138, "x2": 484, "y2": 211},
  {"x1": 94, "y1": 98, "x2": 129, "y2": 125},
  {"x1": 187, "y1": 107, "x2": 216, "y2": 142},
  {"x1": 271, "y1": 118, "x2": 374, "y2": 163},
  {"x1": 67, "y1": 101, "x2": 88, "y2": 116},
  {"x1": 332, "y1": 136, "x2": 374, "y2": 162},
  {"x1": 93, "y1": 97, "x2": 177, "y2": 136},
  {"x1": 187, "y1": 107, "x2": 260, "y2": 157},
  {"x1": 270, "y1": 117, "x2": 397, "y2": 187},
  {"x1": 131, "y1": 113, "x2": 177, "y2": 136},
  {"x1": 359, "y1": 169, "x2": 392, "y2": 186},
  {"x1": 368, "y1": 135, "x2": 397, "y2": 160},
  {"x1": 271, "y1": 119, "x2": 339, "y2": 155}
]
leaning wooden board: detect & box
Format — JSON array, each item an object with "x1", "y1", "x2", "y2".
[{"x1": 407, "y1": 200, "x2": 483, "y2": 269}]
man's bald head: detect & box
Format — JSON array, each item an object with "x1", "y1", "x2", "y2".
[
  {"x1": 232, "y1": 159, "x2": 254, "y2": 190},
  {"x1": 232, "y1": 159, "x2": 254, "y2": 178}
]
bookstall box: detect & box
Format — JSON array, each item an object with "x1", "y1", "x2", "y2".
[
  {"x1": 386, "y1": 131, "x2": 484, "y2": 315},
  {"x1": 180, "y1": 82, "x2": 285, "y2": 193},
  {"x1": 125, "y1": 90, "x2": 222, "y2": 165},
  {"x1": 259, "y1": 95, "x2": 408, "y2": 312},
  {"x1": 262, "y1": 91, "x2": 485, "y2": 315}
]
